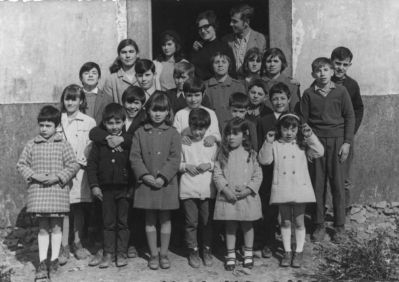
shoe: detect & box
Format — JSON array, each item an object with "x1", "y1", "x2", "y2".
[
  {"x1": 148, "y1": 255, "x2": 159, "y2": 270},
  {"x1": 224, "y1": 256, "x2": 236, "y2": 271},
  {"x1": 262, "y1": 245, "x2": 272, "y2": 258},
  {"x1": 159, "y1": 255, "x2": 170, "y2": 269},
  {"x1": 88, "y1": 249, "x2": 103, "y2": 267},
  {"x1": 74, "y1": 242, "x2": 88, "y2": 260},
  {"x1": 48, "y1": 259, "x2": 59, "y2": 277},
  {"x1": 311, "y1": 224, "x2": 326, "y2": 242},
  {"x1": 280, "y1": 251, "x2": 291, "y2": 267},
  {"x1": 58, "y1": 245, "x2": 70, "y2": 266},
  {"x1": 243, "y1": 256, "x2": 254, "y2": 269},
  {"x1": 188, "y1": 249, "x2": 201, "y2": 268},
  {"x1": 127, "y1": 246, "x2": 138, "y2": 258},
  {"x1": 99, "y1": 253, "x2": 112, "y2": 268},
  {"x1": 291, "y1": 252, "x2": 303, "y2": 268},
  {"x1": 202, "y1": 247, "x2": 213, "y2": 267},
  {"x1": 332, "y1": 226, "x2": 346, "y2": 244},
  {"x1": 116, "y1": 253, "x2": 128, "y2": 267},
  {"x1": 35, "y1": 260, "x2": 48, "y2": 279}
]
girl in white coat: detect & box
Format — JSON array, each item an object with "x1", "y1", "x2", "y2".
[{"x1": 258, "y1": 113, "x2": 324, "y2": 268}]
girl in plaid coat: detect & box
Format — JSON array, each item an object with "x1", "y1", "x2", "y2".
[{"x1": 17, "y1": 106, "x2": 79, "y2": 279}]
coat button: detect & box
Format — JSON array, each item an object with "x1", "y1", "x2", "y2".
[{"x1": 111, "y1": 159, "x2": 115, "y2": 163}]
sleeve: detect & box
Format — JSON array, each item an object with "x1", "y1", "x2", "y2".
[
  {"x1": 129, "y1": 131, "x2": 150, "y2": 180},
  {"x1": 202, "y1": 95, "x2": 211, "y2": 108},
  {"x1": 57, "y1": 142, "x2": 80, "y2": 186},
  {"x1": 256, "y1": 119, "x2": 265, "y2": 151},
  {"x1": 16, "y1": 142, "x2": 35, "y2": 183},
  {"x1": 258, "y1": 140, "x2": 274, "y2": 165},
  {"x1": 208, "y1": 146, "x2": 217, "y2": 171},
  {"x1": 246, "y1": 155, "x2": 263, "y2": 194},
  {"x1": 341, "y1": 88, "x2": 356, "y2": 144},
  {"x1": 300, "y1": 90, "x2": 310, "y2": 122},
  {"x1": 305, "y1": 133, "x2": 324, "y2": 159},
  {"x1": 224, "y1": 43, "x2": 237, "y2": 78},
  {"x1": 173, "y1": 111, "x2": 183, "y2": 134},
  {"x1": 158, "y1": 130, "x2": 182, "y2": 185},
  {"x1": 89, "y1": 126, "x2": 109, "y2": 144},
  {"x1": 120, "y1": 132, "x2": 133, "y2": 150},
  {"x1": 86, "y1": 142, "x2": 100, "y2": 188},
  {"x1": 179, "y1": 148, "x2": 186, "y2": 173},
  {"x1": 249, "y1": 122, "x2": 258, "y2": 152},
  {"x1": 206, "y1": 110, "x2": 221, "y2": 142},
  {"x1": 80, "y1": 118, "x2": 97, "y2": 167},
  {"x1": 352, "y1": 81, "x2": 364, "y2": 134},
  {"x1": 102, "y1": 76, "x2": 116, "y2": 102},
  {"x1": 212, "y1": 161, "x2": 229, "y2": 192}
]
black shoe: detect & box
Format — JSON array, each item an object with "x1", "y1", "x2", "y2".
[
  {"x1": 311, "y1": 224, "x2": 326, "y2": 242},
  {"x1": 188, "y1": 249, "x2": 200, "y2": 268},
  {"x1": 262, "y1": 245, "x2": 272, "y2": 258},
  {"x1": 148, "y1": 255, "x2": 159, "y2": 270},
  {"x1": 159, "y1": 255, "x2": 170, "y2": 269},
  {"x1": 58, "y1": 245, "x2": 70, "y2": 266},
  {"x1": 48, "y1": 259, "x2": 59, "y2": 277},
  {"x1": 291, "y1": 252, "x2": 303, "y2": 268},
  {"x1": 35, "y1": 260, "x2": 48, "y2": 279},
  {"x1": 332, "y1": 225, "x2": 346, "y2": 244},
  {"x1": 99, "y1": 253, "x2": 112, "y2": 268},
  {"x1": 116, "y1": 253, "x2": 128, "y2": 267},
  {"x1": 243, "y1": 256, "x2": 254, "y2": 269},
  {"x1": 280, "y1": 251, "x2": 291, "y2": 267},
  {"x1": 202, "y1": 247, "x2": 213, "y2": 267},
  {"x1": 224, "y1": 257, "x2": 236, "y2": 271},
  {"x1": 127, "y1": 246, "x2": 138, "y2": 258},
  {"x1": 88, "y1": 249, "x2": 103, "y2": 267}
]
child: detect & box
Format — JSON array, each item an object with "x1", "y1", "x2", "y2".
[
  {"x1": 228, "y1": 92, "x2": 258, "y2": 150},
  {"x1": 130, "y1": 92, "x2": 181, "y2": 270},
  {"x1": 58, "y1": 85, "x2": 96, "y2": 265},
  {"x1": 17, "y1": 106, "x2": 79, "y2": 280},
  {"x1": 79, "y1": 62, "x2": 112, "y2": 125},
  {"x1": 238, "y1": 47, "x2": 263, "y2": 87},
  {"x1": 204, "y1": 52, "x2": 246, "y2": 128},
  {"x1": 179, "y1": 108, "x2": 218, "y2": 268},
  {"x1": 87, "y1": 103, "x2": 132, "y2": 268},
  {"x1": 330, "y1": 47, "x2": 364, "y2": 214},
  {"x1": 165, "y1": 61, "x2": 195, "y2": 114},
  {"x1": 135, "y1": 59, "x2": 160, "y2": 102},
  {"x1": 258, "y1": 114, "x2": 324, "y2": 267},
  {"x1": 246, "y1": 78, "x2": 273, "y2": 122},
  {"x1": 261, "y1": 48, "x2": 300, "y2": 113},
  {"x1": 255, "y1": 82, "x2": 291, "y2": 258},
  {"x1": 154, "y1": 30, "x2": 187, "y2": 91},
  {"x1": 104, "y1": 39, "x2": 140, "y2": 104},
  {"x1": 174, "y1": 77, "x2": 220, "y2": 146},
  {"x1": 213, "y1": 118, "x2": 262, "y2": 271},
  {"x1": 301, "y1": 57, "x2": 355, "y2": 242}
]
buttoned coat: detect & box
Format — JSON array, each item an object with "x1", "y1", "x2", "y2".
[
  {"x1": 16, "y1": 133, "x2": 80, "y2": 213},
  {"x1": 103, "y1": 69, "x2": 139, "y2": 104},
  {"x1": 130, "y1": 123, "x2": 181, "y2": 210}
]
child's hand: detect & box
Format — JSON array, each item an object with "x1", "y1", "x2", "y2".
[
  {"x1": 142, "y1": 175, "x2": 157, "y2": 187},
  {"x1": 339, "y1": 143, "x2": 351, "y2": 163},
  {"x1": 42, "y1": 174, "x2": 59, "y2": 185},
  {"x1": 154, "y1": 177, "x2": 165, "y2": 189},
  {"x1": 92, "y1": 187, "x2": 103, "y2": 201},
  {"x1": 31, "y1": 173, "x2": 48, "y2": 183},
  {"x1": 181, "y1": 136, "x2": 192, "y2": 146},
  {"x1": 302, "y1": 123, "x2": 313, "y2": 138},
  {"x1": 105, "y1": 135, "x2": 124, "y2": 148},
  {"x1": 185, "y1": 164, "x2": 200, "y2": 176},
  {"x1": 222, "y1": 188, "x2": 237, "y2": 203},
  {"x1": 197, "y1": 163, "x2": 211, "y2": 173},
  {"x1": 235, "y1": 187, "x2": 252, "y2": 200},
  {"x1": 265, "y1": 131, "x2": 276, "y2": 143},
  {"x1": 203, "y1": 135, "x2": 217, "y2": 147}
]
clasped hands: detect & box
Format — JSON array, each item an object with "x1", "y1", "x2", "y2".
[
  {"x1": 142, "y1": 175, "x2": 165, "y2": 189},
  {"x1": 31, "y1": 173, "x2": 59, "y2": 185},
  {"x1": 222, "y1": 185, "x2": 252, "y2": 203},
  {"x1": 185, "y1": 163, "x2": 211, "y2": 176}
]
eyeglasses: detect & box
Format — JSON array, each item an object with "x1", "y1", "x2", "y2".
[{"x1": 198, "y1": 24, "x2": 212, "y2": 32}]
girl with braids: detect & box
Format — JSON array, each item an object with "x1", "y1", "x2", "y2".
[{"x1": 212, "y1": 117, "x2": 262, "y2": 271}]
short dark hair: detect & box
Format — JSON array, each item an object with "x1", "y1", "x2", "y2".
[
  {"x1": 311, "y1": 57, "x2": 333, "y2": 72},
  {"x1": 135, "y1": 59, "x2": 156, "y2": 75},
  {"x1": 102, "y1": 103, "x2": 126, "y2": 122},
  {"x1": 230, "y1": 4, "x2": 254, "y2": 23},
  {"x1": 262, "y1": 48, "x2": 288, "y2": 75},
  {"x1": 210, "y1": 52, "x2": 234, "y2": 76},
  {"x1": 60, "y1": 84, "x2": 87, "y2": 113},
  {"x1": 269, "y1": 82, "x2": 291, "y2": 100},
  {"x1": 122, "y1": 86, "x2": 146, "y2": 105},
  {"x1": 174, "y1": 61, "x2": 195, "y2": 78},
  {"x1": 145, "y1": 91, "x2": 174, "y2": 126},
  {"x1": 196, "y1": 10, "x2": 219, "y2": 32},
  {"x1": 229, "y1": 92, "x2": 249, "y2": 109},
  {"x1": 38, "y1": 105, "x2": 61, "y2": 127},
  {"x1": 248, "y1": 78, "x2": 268, "y2": 96},
  {"x1": 331, "y1": 46, "x2": 353, "y2": 62},
  {"x1": 183, "y1": 77, "x2": 205, "y2": 93},
  {"x1": 189, "y1": 108, "x2": 211, "y2": 129},
  {"x1": 79, "y1": 62, "x2": 101, "y2": 80}
]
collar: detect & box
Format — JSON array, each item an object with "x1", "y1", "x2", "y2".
[
  {"x1": 235, "y1": 28, "x2": 251, "y2": 42},
  {"x1": 314, "y1": 81, "x2": 335, "y2": 91},
  {"x1": 143, "y1": 122, "x2": 170, "y2": 130},
  {"x1": 83, "y1": 87, "x2": 98, "y2": 94},
  {"x1": 273, "y1": 112, "x2": 282, "y2": 120},
  {"x1": 34, "y1": 132, "x2": 63, "y2": 143},
  {"x1": 145, "y1": 85, "x2": 157, "y2": 96},
  {"x1": 331, "y1": 75, "x2": 346, "y2": 84},
  {"x1": 117, "y1": 68, "x2": 137, "y2": 83},
  {"x1": 207, "y1": 75, "x2": 232, "y2": 87},
  {"x1": 177, "y1": 91, "x2": 185, "y2": 99},
  {"x1": 62, "y1": 111, "x2": 85, "y2": 122},
  {"x1": 277, "y1": 139, "x2": 297, "y2": 145}
]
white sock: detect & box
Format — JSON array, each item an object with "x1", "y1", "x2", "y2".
[
  {"x1": 38, "y1": 232, "x2": 50, "y2": 262},
  {"x1": 51, "y1": 232, "x2": 62, "y2": 261},
  {"x1": 295, "y1": 228, "x2": 306, "y2": 253},
  {"x1": 281, "y1": 226, "x2": 291, "y2": 252},
  {"x1": 243, "y1": 247, "x2": 253, "y2": 264}
]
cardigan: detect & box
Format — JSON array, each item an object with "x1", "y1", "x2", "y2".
[
  {"x1": 85, "y1": 88, "x2": 113, "y2": 125},
  {"x1": 103, "y1": 68, "x2": 139, "y2": 104}
]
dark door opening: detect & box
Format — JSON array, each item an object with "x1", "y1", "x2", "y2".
[{"x1": 152, "y1": 0, "x2": 269, "y2": 59}]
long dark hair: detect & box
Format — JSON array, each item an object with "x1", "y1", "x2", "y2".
[
  {"x1": 109, "y1": 39, "x2": 139, "y2": 74},
  {"x1": 144, "y1": 91, "x2": 174, "y2": 126},
  {"x1": 156, "y1": 30, "x2": 185, "y2": 62},
  {"x1": 276, "y1": 113, "x2": 306, "y2": 150},
  {"x1": 60, "y1": 84, "x2": 87, "y2": 113}
]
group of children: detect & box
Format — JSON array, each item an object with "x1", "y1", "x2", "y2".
[{"x1": 17, "y1": 39, "x2": 363, "y2": 280}]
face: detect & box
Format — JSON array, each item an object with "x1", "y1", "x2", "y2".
[
  {"x1": 227, "y1": 131, "x2": 244, "y2": 149},
  {"x1": 312, "y1": 65, "x2": 334, "y2": 86},
  {"x1": 332, "y1": 58, "x2": 351, "y2": 78},
  {"x1": 185, "y1": 92, "x2": 203, "y2": 109},
  {"x1": 104, "y1": 118, "x2": 124, "y2": 135},
  {"x1": 270, "y1": 92, "x2": 290, "y2": 113},
  {"x1": 124, "y1": 100, "x2": 143, "y2": 119},
  {"x1": 39, "y1": 121, "x2": 57, "y2": 139},
  {"x1": 149, "y1": 109, "x2": 168, "y2": 124},
  {"x1": 198, "y1": 19, "x2": 216, "y2": 42},
  {"x1": 81, "y1": 68, "x2": 99, "y2": 87},
  {"x1": 136, "y1": 70, "x2": 155, "y2": 90},
  {"x1": 119, "y1": 45, "x2": 138, "y2": 68},
  {"x1": 64, "y1": 96, "x2": 82, "y2": 114},
  {"x1": 248, "y1": 57, "x2": 261, "y2": 74},
  {"x1": 162, "y1": 40, "x2": 176, "y2": 57},
  {"x1": 230, "y1": 107, "x2": 247, "y2": 119},
  {"x1": 190, "y1": 127, "x2": 207, "y2": 141},
  {"x1": 265, "y1": 55, "x2": 283, "y2": 76},
  {"x1": 174, "y1": 72, "x2": 190, "y2": 91},
  {"x1": 280, "y1": 125, "x2": 298, "y2": 143},
  {"x1": 213, "y1": 56, "x2": 229, "y2": 76},
  {"x1": 230, "y1": 13, "x2": 248, "y2": 35},
  {"x1": 248, "y1": 86, "x2": 266, "y2": 106}
]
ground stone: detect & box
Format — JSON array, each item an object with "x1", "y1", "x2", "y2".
[{"x1": 374, "y1": 201, "x2": 388, "y2": 209}]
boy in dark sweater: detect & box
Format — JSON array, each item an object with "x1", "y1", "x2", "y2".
[
  {"x1": 301, "y1": 57, "x2": 355, "y2": 242},
  {"x1": 330, "y1": 47, "x2": 364, "y2": 214}
]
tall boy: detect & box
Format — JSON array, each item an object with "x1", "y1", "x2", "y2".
[
  {"x1": 300, "y1": 57, "x2": 355, "y2": 242},
  {"x1": 180, "y1": 108, "x2": 218, "y2": 268},
  {"x1": 330, "y1": 47, "x2": 364, "y2": 214}
]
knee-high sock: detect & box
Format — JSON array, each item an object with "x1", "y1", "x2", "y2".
[
  {"x1": 51, "y1": 232, "x2": 62, "y2": 261},
  {"x1": 281, "y1": 226, "x2": 291, "y2": 252},
  {"x1": 160, "y1": 232, "x2": 171, "y2": 256},
  {"x1": 38, "y1": 232, "x2": 50, "y2": 262},
  {"x1": 295, "y1": 228, "x2": 306, "y2": 252}
]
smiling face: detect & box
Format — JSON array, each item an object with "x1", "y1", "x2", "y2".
[
  {"x1": 63, "y1": 96, "x2": 82, "y2": 115},
  {"x1": 197, "y1": 19, "x2": 216, "y2": 42},
  {"x1": 162, "y1": 40, "x2": 176, "y2": 58},
  {"x1": 227, "y1": 131, "x2": 244, "y2": 149},
  {"x1": 124, "y1": 100, "x2": 143, "y2": 119},
  {"x1": 280, "y1": 125, "x2": 298, "y2": 143},
  {"x1": 119, "y1": 45, "x2": 138, "y2": 69},
  {"x1": 136, "y1": 70, "x2": 155, "y2": 90},
  {"x1": 270, "y1": 92, "x2": 290, "y2": 113},
  {"x1": 81, "y1": 68, "x2": 99, "y2": 88},
  {"x1": 248, "y1": 85, "x2": 266, "y2": 106},
  {"x1": 39, "y1": 121, "x2": 57, "y2": 139},
  {"x1": 265, "y1": 55, "x2": 283, "y2": 76},
  {"x1": 312, "y1": 64, "x2": 334, "y2": 87},
  {"x1": 185, "y1": 92, "x2": 203, "y2": 109},
  {"x1": 212, "y1": 55, "x2": 229, "y2": 77},
  {"x1": 332, "y1": 57, "x2": 351, "y2": 78},
  {"x1": 230, "y1": 13, "x2": 248, "y2": 35},
  {"x1": 190, "y1": 126, "x2": 207, "y2": 142}
]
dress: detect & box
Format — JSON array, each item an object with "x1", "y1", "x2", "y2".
[
  {"x1": 213, "y1": 146, "x2": 262, "y2": 221},
  {"x1": 258, "y1": 134, "x2": 324, "y2": 204}
]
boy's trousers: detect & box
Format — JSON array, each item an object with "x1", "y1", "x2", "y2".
[
  {"x1": 310, "y1": 136, "x2": 346, "y2": 227},
  {"x1": 102, "y1": 188, "x2": 130, "y2": 255},
  {"x1": 182, "y1": 198, "x2": 214, "y2": 249}
]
